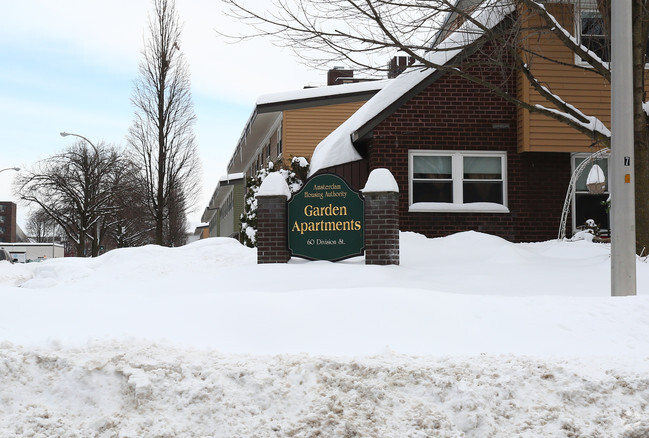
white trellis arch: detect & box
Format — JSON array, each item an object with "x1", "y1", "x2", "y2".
[{"x1": 558, "y1": 148, "x2": 610, "y2": 240}]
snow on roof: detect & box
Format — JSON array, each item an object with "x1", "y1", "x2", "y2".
[
  {"x1": 227, "y1": 80, "x2": 389, "y2": 174},
  {"x1": 309, "y1": 1, "x2": 513, "y2": 175},
  {"x1": 256, "y1": 80, "x2": 389, "y2": 106},
  {"x1": 219, "y1": 173, "x2": 245, "y2": 183},
  {"x1": 202, "y1": 173, "x2": 248, "y2": 222},
  {"x1": 309, "y1": 67, "x2": 434, "y2": 174},
  {"x1": 193, "y1": 224, "x2": 209, "y2": 235}
]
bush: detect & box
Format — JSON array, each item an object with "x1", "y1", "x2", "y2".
[{"x1": 239, "y1": 157, "x2": 309, "y2": 247}]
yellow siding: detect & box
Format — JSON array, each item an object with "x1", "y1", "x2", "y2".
[
  {"x1": 282, "y1": 101, "x2": 367, "y2": 162},
  {"x1": 517, "y1": 3, "x2": 611, "y2": 153}
]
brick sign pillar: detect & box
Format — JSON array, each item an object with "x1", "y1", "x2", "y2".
[
  {"x1": 256, "y1": 173, "x2": 291, "y2": 264},
  {"x1": 362, "y1": 169, "x2": 400, "y2": 265}
]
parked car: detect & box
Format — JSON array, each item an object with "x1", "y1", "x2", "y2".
[{"x1": 0, "y1": 249, "x2": 15, "y2": 263}]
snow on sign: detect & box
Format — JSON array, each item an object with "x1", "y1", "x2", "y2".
[{"x1": 288, "y1": 174, "x2": 364, "y2": 261}]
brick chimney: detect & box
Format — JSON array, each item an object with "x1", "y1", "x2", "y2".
[
  {"x1": 327, "y1": 67, "x2": 354, "y2": 85},
  {"x1": 388, "y1": 55, "x2": 414, "y2": 78}
]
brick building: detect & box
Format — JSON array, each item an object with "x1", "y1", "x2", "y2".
[
  {"x1": 202, "y1": 76, "x2": 386, "y2": 239},
  {"x1": 0, "y1": 202, "x2": 18, "y2": 243},
  {"x1": 309, "y1": 1, "x2": 617, "y2": 242},
  {"x1": 366, "y1": 59, "x2": 568, "y2": 243}
]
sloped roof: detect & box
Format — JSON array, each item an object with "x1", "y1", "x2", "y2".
[
  {"x1": 201, "y1": 173, "x2": 246, "y2": 223},
  {"x1": 309, "y1": 1, "x2": 513, "y2": 175},
  {"x1": 227, "y1": 80, "x2": 389, "y2": 174},
  {"x1": 256, "y1": 80, "x2": 389, "y2": 112}
]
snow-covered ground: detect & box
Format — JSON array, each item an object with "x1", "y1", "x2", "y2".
[{"x1": 1, "y1": 232, "x2": 648, "y2": 436}]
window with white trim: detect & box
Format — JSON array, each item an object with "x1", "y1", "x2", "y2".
[
  {"x1": 408, "y1": 151, "x2": 508, "y2": 212},
  {"x1": 579, "y1": 10, "x2": 609, "y2": 62},
  {"x1": 577, "y1": 7, "x2": 649, "y2": 65}
]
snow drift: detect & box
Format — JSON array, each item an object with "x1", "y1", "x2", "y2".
[{"x1": 1, "y1": 232, "x2": 648, "y2": 436}]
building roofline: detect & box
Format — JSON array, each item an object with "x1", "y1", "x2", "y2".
[
  {"x1": 351, "y1": 68, "x2": 447, "y2": 143},
  {"x1": 257, "y1": 88, "x2": 384, "y2": 114},
  {"x1": 227, "y1": 80, "x2": 389, "y2": 172},
  {"x1": 309, "y1": 1, "x2": 513, "y2": 174}
]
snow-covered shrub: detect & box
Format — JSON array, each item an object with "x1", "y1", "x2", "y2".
[
  {"x1": 239, "y1": 157, "x2": 310, "y2": 247},
  {"x1": 570, "y1": 219, "x2": 601, "y2": 242},
  {"x1": 582, "y1": 219, "x2": 601, "y2": 237}
]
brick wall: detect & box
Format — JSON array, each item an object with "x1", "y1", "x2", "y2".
[
  {"x1": 256, "y1": 195, "x2": 290, "y2": 263},
  {"x1": 368, "y1": 47, "x2": 572, "y2": 242},
  {"x1": 0, "y1": 202, "x2": 17, "y2": 243},
  {"x1": 364, "y1": 192, "x2": 399, "y2": 264}
]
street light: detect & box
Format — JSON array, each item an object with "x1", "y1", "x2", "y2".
[
  {"x1": 0, "y1": 167, "x2": 20, "y2": 173},
  {"x1": 60, "y1": 131, "x2": 98, "y2": 152},
  {"x1": 59, "y1": 131, "x2": 102, "y2": 258}
]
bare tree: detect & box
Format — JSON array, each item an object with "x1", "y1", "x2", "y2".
[
  {"x1": 103, "y1": 159, "x2": 155, "y2": 249},
  {"x1": 128, "y1": 0, "x2": 201, "y2": 246},
  {"x1": 25, "y1": 208, "x2": 57, "y2": 243},
  {"x1": 14, "y1": 141, "x2": 123, "y2": 257},
  {"x1": 223, "y1": 0, "x2": 649, "y2": 252}
]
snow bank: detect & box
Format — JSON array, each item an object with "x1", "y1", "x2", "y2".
[
  {"x1": 2, "y1": 343, "x2": 649, "y2": 437},
  {"x1": 2, "y1": 232, "x2": 649, "y2": 436},
  {"x1": 0, "y1": 260, "x2": 33, "y2": 286},
  {"x1": 1, "y1": 232, "x2": 648, "y2": 356}
]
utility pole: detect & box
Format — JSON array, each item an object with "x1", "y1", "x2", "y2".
[{"x1": 610, "y1": 1, "x2": 636, "y2": 296}]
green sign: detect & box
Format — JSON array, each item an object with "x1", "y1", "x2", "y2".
[{"x1": 288, "y1": 173, "x2": 364, "y2": 261}]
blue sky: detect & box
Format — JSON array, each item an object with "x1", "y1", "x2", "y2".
[{"x1": 0, "y1": 0, "x2": 323, "y2": 230}]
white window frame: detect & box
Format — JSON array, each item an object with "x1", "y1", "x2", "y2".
[
  {"x1": 575, "y1": 5, "x2": 609, "y2": 67},
  {"x1": 575, "y1": 4, "x2": 649, "y2": 68},
  {"x1": 408, "y1": 150, "x2": 509, "y2": 213}
]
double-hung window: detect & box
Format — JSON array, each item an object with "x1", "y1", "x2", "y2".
[
  {"x1": 579, "y1": 10, "x2": 609, "y2": 62},
  {"x1": 409, "y1": 151, "x2": 508, "y2": 213},
  {"x1": 578, "y1": 7, "x2": 649, "y2": 65}
]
